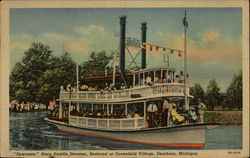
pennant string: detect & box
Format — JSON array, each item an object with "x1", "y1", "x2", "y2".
[{"x1": 141, "y1": 42, "x2": 184, "y2": 53}]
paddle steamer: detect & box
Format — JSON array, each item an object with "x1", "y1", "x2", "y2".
[{"x1": 45, "y1": 15, "x2": 220, "y2": 148}]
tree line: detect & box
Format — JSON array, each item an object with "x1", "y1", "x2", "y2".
[
  {"x1": 190, "y1": 71, "x2": 242, "y2": 111},
  {"x1": 10, "y1": 43, "x2": 242, "y2": 110},
  {"x1": 10, "y1": 43, "x2": 113, "y2": 104}
]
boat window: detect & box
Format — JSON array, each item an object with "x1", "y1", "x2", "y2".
[
  {"x1": 139, "y1": 73, "x2": 144, "y2": 85},
  {"x1": 135, "y1": 74, "x2": 139, "y2": 86},
  {"x1": 112, "y1": 104, "x2": 125, "y2": 118},
  {"x1": 127, "y1": 102, "x2": 144, "y2": 118}
]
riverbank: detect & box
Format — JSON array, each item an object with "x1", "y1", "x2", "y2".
[{"x1": 204, "y1": 111, "x2": 242, "y2": 125}]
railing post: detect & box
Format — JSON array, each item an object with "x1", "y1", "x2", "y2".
[
  {"x1": 96, "y1": 119, "x2": 98, "y2": 128},
  {"x1": 120, "y1": 120, "x2": 122, "y2": 129},
  {"x1": 107, "y1": 120, "x2": 110, "y2": 128},
  {"x1": 135, "y1": 118, "x2": 138, "y2": 129},
  {"x1": 86, "y1": 118, "x2": 88, "y2": 127}
]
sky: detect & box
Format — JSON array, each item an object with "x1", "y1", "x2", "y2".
[{"x1": 10, "y1": 8, "x2": 242, "y2": 92}]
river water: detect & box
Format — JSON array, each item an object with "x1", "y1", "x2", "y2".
[{"x1": 9, "y1": 112, "x2": 242, "y2": 150}]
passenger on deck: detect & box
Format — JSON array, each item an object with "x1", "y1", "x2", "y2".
[
  {"x1": 154, "y1": 75, "x2": 159, "y2": 83},
  {"x1": 179, "y1": 71, "x2": 184, "y2": 83},
  {"x1": 178, "y1": 105, "x2": 189, "y2": 121},
  {"x1": 133, "y1": 111, "x2": 140, "y2": 118},
  {"x1": 88, "y1": 86, "x2": 93, "y2": 91},
  {"x1": 171, "y1": 105, "x2": 185, "y2": 125},
  {"x1": 163, "y1": 77, "x2": 167, "y2": 83},
  {"x1": 188, "y1": 107, "x2": 198, "y2": 123},
  {"x1": 60, "y1": 85, "x2": 64, "y2": 92},
  {"x1": 166, "y1": 71, "x2": 172, "y2": 83},
  {"x1": 120, "y1": 83, "x2": 126, "y2": 90},
  {"x1": 157, "y1": 76, "x2": 164, "y2": 83},
  {"x1": 66, "y1": 84, "x2": 71, "y2": 92},
  {"x1": 126, "y1": 114, "x2": 132, "y2": 118},
  {"x1": 70, "y1": 107, "x2": 78, "y2": 116},
  {"x1": 161, "y1": 97, "x2": 170, "y2": 126},
  {"x1": 197, "y1": 98, "x2": 207, "y2": 123},
  {"x1": 146, "y1": 74, "x2": 153, "y2": 86},
  {"x1": 174, "y1": 75, "x2": 180, "y2": 83},
  {"x1": 147, "y1": 101, "x2": 158, "y2": 127}
]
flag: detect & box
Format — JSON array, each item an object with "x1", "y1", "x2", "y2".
[
  {"x1": 88, "y1": 68, "x2": 93, "y2": 73},
  {"x1": 150, "y1": 45, "x2": 153, "y2": 51},
  {"x1": 183, "y1": 17, "x2": 188, "y2": 27},
  {"x1": 178, "y1": 51, "x2": 182, "y2": 57},
  {"x1": 170, "y1": 49, "x2": 174, "y2": 54},
  {"x1": 156, "y1": 46, "x2": 159, "y2": 51},
  {"x1": 141, "y1": 43, "x2": 146, "y2": 49},
  {"x1": 49, "y1": 100, "x2": 56, "y2": 110}
]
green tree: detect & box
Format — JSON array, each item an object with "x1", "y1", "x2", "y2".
[
  {"x1": 10, "y1": 43, "x2": 53, "y2": 103},
  {"x1": 205, "y1": 79, "x2": 220, "y2": 111},
  {"x1": 37, "y1": 52, "x2": 76, "y2": 103},
  {"x1": 80, "y1": 51, "x2": 112, "y2": 76},
  {"x1": 10, "y1": 43, "x2": 76, "y2": 105},
  {"x1": 190, "y1": 83, "x2": 205, "y2": 104},
  {"x1": 226, "y1": 71, "x2": 242, "y2": 110}
]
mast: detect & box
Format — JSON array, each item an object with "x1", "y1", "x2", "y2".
[
  {"x1": 184, "y1": 10, "x2": 188, "y2": 109},
  {"x1": 76, "y1": 64, "x2": 79, "y2": 92},
  {"x1": 112, "y1": 52, "x2": 117, "y2": 86}
]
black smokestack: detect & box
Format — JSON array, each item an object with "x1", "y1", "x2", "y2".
[
  {"x1": 119, "y1": 16, "x2": 126, "y2": 75},
  {"x1": 141, "y1": 22, "x2": 147, "y2": 69}
]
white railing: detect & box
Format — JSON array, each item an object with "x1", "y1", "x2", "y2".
[
  {"x1": 60, "y1": 83, "x2": 189, "y2": 101},
  {"x1": 69, "y1": 116, "x2": 146, "y2": 130}
]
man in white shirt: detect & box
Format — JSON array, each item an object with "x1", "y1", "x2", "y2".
[{"x1": 147, "y1": 101, "x2": 158, "y2": 127}]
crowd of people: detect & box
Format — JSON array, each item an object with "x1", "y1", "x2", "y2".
[
  {"x1": 59, "y1": 71, "x2": 189, "y2": 93},
  {"x1": 50, "y1": 105, "x2": 142, "y2": 120},
  {"x1": 145, "y1": 70, "x2": 189, "y2": 86},
  {"x1": 9, "y1": 101, "x2": 47, "y2": 112},
  {"x1": 49, "y1": 98, "x2": 206, "y2": 128},
  {"x1": 60, "y1": 82, "x2": 127, "y2": 93},
  {"x1": 70, "y1": 108, "x2": 142, "y2": 119},
  {"x1": 147, "y1": 98, "x2": 207, "y2": 128}
]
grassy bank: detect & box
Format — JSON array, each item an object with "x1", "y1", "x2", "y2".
[{"x1": 204, "y1": 111, "x2": 242, "y2": 125}]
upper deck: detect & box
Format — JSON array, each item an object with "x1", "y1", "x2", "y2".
[
  {"x1": 59, "y1": 83, "x2": 190, "y2": 103},
  {"x1": 60, "y1": 66, "x2": 190, "y2": 103}
]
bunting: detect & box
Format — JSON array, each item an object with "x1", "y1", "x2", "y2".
[
  {"x1": 178, "y1": 50, "x2": 182, "y2": 57},
  {"x1": 138, "y1": 42, "x2": 184, "y2": 57},
  {"x1": 156, "y1": 46, "x2": 159, "y2": 51}
]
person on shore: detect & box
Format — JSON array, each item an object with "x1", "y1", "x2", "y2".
[
  {"x1": 147, "y1": 101, "x2": 158, "y2": 127},
  {"x1": 161, "y1": 97, "x2": 170, "y2": 126},
  {"x1": 197, "y1": 98, "x2": 207, "y2": 123}
]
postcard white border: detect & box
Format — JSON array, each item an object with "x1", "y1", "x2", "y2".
[{"x1": 1, "y1": 0, "x2": 249, "y2": 157}]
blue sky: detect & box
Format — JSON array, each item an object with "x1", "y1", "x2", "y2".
[{"x1": 10, "y1": 8, "x2": 242, "y2": 92}]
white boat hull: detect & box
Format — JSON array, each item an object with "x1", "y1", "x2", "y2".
[{"x1": 45, "y1": 118, "x2": 213, "y2": 148}]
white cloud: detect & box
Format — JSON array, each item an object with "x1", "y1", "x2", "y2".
[
  {"x1": 200, "y1": 30, "x2": 220, "y2": 43},
  {"x1": 10, "y1": 25, "x2": 119, "y2": 67}
]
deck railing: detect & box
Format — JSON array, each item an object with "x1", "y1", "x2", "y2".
[
  {"x1": 60, "y1": 83, "x2": 189, "y2": 101},
  {"x1": 69, "y1": 116, "x2": 146, "y2": 130}
]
